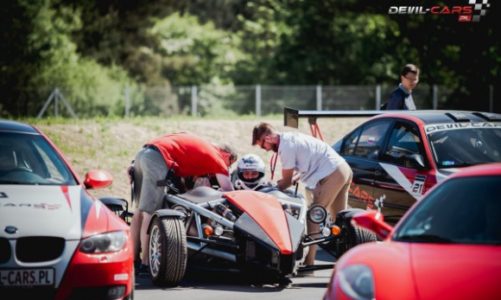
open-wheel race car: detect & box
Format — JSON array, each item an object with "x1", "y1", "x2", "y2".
[
  {"x1": 148, "y1": 179, "x2": 376, "y2": 286},
  {"x1": 104, "y1": 170, "x2": 377, "y2": 286}
]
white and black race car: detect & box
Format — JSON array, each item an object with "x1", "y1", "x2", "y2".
[{"x1": 0, "y1": 120, "x2": 133, "y2": 299}]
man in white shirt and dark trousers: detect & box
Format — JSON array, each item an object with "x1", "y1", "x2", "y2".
[{"x1": 252, "y1": 123, "x2": 353, "y2": 269}]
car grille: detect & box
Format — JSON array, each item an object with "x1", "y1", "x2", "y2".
[
  {"x1": 0, "y1": 238, "x2": 11, "y2": 263},
  {"x1": 16, "y1": 237, "x2": 65, "y2": 263}
]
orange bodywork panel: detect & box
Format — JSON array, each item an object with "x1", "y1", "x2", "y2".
[{"x1": 224, "y1": 190, "x2": 292, "y2": 254}]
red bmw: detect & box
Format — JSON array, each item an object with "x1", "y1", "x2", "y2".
[{"x1": 0, "y1": 120, "x2": 133, "y2": 299}]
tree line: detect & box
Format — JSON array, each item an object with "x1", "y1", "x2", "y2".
[{"x1": 1, "y1": 0, "x2": 498, "y2": 117}]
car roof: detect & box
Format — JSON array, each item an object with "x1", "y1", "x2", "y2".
[
  {"x1": 283, "y1": 108, "x2": 501, "y2": 130},
  {"x1": 449, "y1": 163, "x2": 501, "y2": 178},
  {"x1": 0, "y1": 119, "x2": 39, "y2": 134},
  {"x1": 376, "y1": 110, "x2": 501, "y2": 125}
]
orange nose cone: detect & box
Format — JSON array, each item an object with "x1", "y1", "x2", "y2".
[{"x1": 331, "y1": 225, "x2": 341, "y2": 236}]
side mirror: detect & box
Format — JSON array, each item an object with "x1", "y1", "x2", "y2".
[
  {"x1": 84, "y1": 169, "x2": 113, "y2": 189},
  {"x1": 352, "y1": 210, "x2": 393, "y2": 240},
  {"x1": 99, "y1": 197, "x2": 133, "y2": 224}
]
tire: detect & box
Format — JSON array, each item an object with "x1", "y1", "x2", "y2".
[
  {"x1": 149, "y1": 217, "x2": 187, "y2": 286},
  {"x1": 336, "y1": 220, "x2": 377, "y2": 257}
]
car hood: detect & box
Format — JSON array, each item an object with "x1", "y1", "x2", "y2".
[
  {"x1": 336, "y1": 242, "x2": 501, "y2": 299},
  {"x1": 410, "y1": 243, "x2": 501, "y2": 299},
  {"x1": 0, "y1": 185, "x2": 85, "y2": 240}
]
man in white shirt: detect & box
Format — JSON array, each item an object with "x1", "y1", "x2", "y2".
[{"x1": 252, "y1": 123, "x2": 353, "y2": 267}]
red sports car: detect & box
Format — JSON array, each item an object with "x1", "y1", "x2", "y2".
[
  {"x1": 0, "y1": 120, "x2": 134, "y2": 299},
  {"x1": 324, "y1": 163, "x2": 501, "y2": 300},
  {"x1": 325, "y1": 164, "x2": 501, "y2": 299}
]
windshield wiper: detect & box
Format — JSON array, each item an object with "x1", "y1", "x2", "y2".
[{"x1": 396, "y1": 234, "x2": 455, "y2": 243}]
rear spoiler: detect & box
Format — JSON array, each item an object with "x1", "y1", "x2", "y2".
[
  {"x1": 284, "y1": 107, "x2": 383, "y2": 128},
  {"x1": 284, "y1": 107, "x2": 384, "y2": 140}
]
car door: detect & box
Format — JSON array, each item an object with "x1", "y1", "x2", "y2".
[
  {"x1": 340, "y1": 119, "x2": 393, "y2": 210},
  {"x1": 374, "y1": 120, "x2": 432, "y2": 223}
]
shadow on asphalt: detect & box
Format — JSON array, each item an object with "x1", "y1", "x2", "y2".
[
  {"x1": 135, "y1": 249, "x2": 336, "y2": 293},
  {"x1": 136, "y1": 268, "x2": 290, "y2": 292}
]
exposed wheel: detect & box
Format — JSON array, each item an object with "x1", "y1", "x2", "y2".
[
  {"x1": 336, "y1": 219, "x2": 377, "y2": 257},
  {"x1": 149, "y1": 217, "x2": 187, "y2": 286}
]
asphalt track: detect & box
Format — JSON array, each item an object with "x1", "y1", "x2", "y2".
[{"x1": 135, "y1": 250, "x2": 335, "y2": 300}]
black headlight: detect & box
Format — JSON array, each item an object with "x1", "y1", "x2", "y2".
[
  {"x1": 79, "y1": 231, "x2": 127, "y2": 254},
  {"x1": 308, "y1": 205, "x2": 327, "y2": 224}
]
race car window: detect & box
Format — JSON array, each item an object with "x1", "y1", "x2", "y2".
[
  {"x1": 340, "y1": 127, "x2": 362, "y2": 156},
  {"x1": 0, "y1": 132, "x2": 76, "y2": 185},
  {"x1": 382, "y1": 122, "x2": 425, "y2": 168},
  {"x1": 394, "y1": 176, "x2": 501, "y2": 245},
  {"x1": 353, "y1": 120, "x2": 392, "y2": 160},
  {"x1": 428, "y1": 126, "x2": 501, "y2": 168}
]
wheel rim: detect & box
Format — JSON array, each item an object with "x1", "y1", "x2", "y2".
[{"x1": 149, "y1": 225, "x2": 162, "y2": 277}]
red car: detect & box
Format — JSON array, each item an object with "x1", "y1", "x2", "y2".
[
  {"x1": 324, "y1": 163, "x2": 501, "y2": 300},
  {"x1": 0, "y1": 120, "x2": 134, "y2": 299}
]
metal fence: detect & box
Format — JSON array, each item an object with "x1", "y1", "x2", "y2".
[{"x1": 33, "y1": 84, "x2": 497, "y2": 118}]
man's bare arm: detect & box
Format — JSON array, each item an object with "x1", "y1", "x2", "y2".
[{"x1": 277, "y1": 168, "x2": 294, "y2": 191}]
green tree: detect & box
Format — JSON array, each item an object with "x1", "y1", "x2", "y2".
[
  {"x1": 147, "y1": 12, "x2": 244, "y2": 85},
  {"x1": 232, "y1": 0, "x2": 292, "y2": 84},
  {"x1": 270, "y1": 1, "x2": 404, "y2": 85},
  {"x1": 0, "y1": 0, "x2": 140, "y2": 117},
  {"x1": 389, "y1": 1, "x2": 499, "y2": 110}
]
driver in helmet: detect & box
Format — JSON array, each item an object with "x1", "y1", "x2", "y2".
[{"x1": 232, "y1": 154, "x2": 267, "y2": 190}]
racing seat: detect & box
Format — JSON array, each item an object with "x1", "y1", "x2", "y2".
[{"x1": 177, "y1": 186, "x2": 223, "y2": 203}]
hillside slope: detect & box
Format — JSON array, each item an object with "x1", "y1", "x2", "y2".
[{"x1": 33, "y1": 117, "x2": 364, "y2": 203}]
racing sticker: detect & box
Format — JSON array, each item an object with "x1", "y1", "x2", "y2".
[
  {"x1": 378, "y1": 162, "x2": 424, "y2": 200},
  {"x1": 374, "y1": 194, "x2": 386, "y2": 212},
  {"x1": 425, "y1": 122, "x2": 501, "y2": 133},
  {"x1": 349, "y1": 183, "x2": 374, "y2": 205},
  {"x1": 411, "y1": 174, "x2": 426, "y2": 195}
]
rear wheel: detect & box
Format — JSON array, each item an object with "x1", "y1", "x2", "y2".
[
  {"x1": 149, "y1": 217, "x2": 187, "y2": 286},
  {"x1": 335, "y1": 219, "x2": 377, "y2": 257}
]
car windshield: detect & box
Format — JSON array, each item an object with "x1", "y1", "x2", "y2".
[
  {"x1": 427, "y1": 126, "x2": 501, "y2": 168},
  {"x1": 0, "y1": 132, "x2": 77, "y2": 185},
  {"x1": 394, "y1": 176, "x2": 501, "y2": 245}
]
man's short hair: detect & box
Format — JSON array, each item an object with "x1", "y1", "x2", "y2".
[
  {"x1": 252, "y1": 123, "x2": 274, "y2": 145},
  {"x1": 401, "y1": 64, "x2": 419, "y2": 77}
]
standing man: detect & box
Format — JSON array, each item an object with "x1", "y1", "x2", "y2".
[
  {"x1": 252, "y1": 123, "x2": 353, "y2": 268},
  {"x1": 130, "y1": 132, "x2": 237, "y2": 275},
  {"x1": 384, "y1": 64, "x2": 419, "y2": 110}
]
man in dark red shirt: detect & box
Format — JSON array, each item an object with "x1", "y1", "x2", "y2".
[{"x1": 130, "y1": 132, "x2": 237, "y2": 274}]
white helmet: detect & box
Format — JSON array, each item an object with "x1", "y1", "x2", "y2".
[{"x1": 234, "y1": 154, "x2": 266, "y2": 190}]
